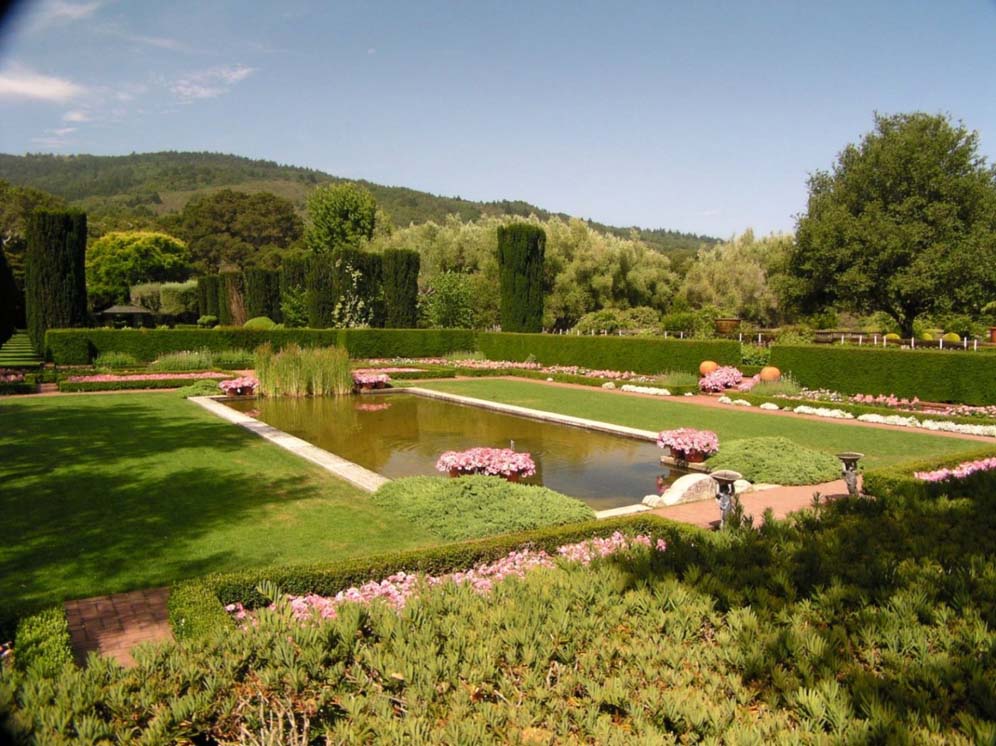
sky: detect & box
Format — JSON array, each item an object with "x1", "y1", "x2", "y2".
[{"x1": 0, "y1": 0, "x2": 994, "y2": 238}]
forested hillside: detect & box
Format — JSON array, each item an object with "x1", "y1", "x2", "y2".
[{"x1": 0, "y1": 152, "x2": 717, "y2": 255}]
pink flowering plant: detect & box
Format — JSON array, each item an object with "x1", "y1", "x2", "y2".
[
  {"x1": 225, "y1": 531, "x2": 667, "y2": 624},
  {"x1": 218, "y1": 376, "x2": 259, "y2": 396},
  {"x1": 65, "y1": 371, "x2": 228, "y2": 383},
  {"x1": 0, "y1": 369, "x2": 26, "y2": 384},
  {"x1": 657, "y1": 428, "x2": 719, "y2": 457},
  {"x1": 699, "y1": 366, "x2": 744, "y2": 392},
  {"x1": 352, "y1": 371, "x2": 391, "y2": 388},
  {"x1": 435, "y1": 447, "x2": 537, "y2": 478},
  {"x1": 914, "y1": 456, "x2": 996, "y2": 483}
]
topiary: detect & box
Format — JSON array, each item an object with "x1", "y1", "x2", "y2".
[
  {"x1": 884, "y1": 332, "x2": 901, "y2": 342},
  {"x1": 942, "y1": 332, "x2": 961, "y2": 343},
  {"x1": 197, "y1": 314, "x2": 218, "y2": 328},
  {"x1": 919, "y1": 332, "x2": 934, "y2": 342},
  {"x1": 243, "y1": 316, "x2": 276, "y2": 330},
  {"x1": 706, "y1": 437, "x2": 840, "y2": 485}
]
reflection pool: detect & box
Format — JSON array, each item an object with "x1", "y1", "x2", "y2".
[{"x1": 226, "y1": 393, "x2": 688, "y2": 511}]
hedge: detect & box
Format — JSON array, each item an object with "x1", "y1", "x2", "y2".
[
  {"x1": 169, "y1": 514, "x2": 704, "y2": 638},
  {"x1": 770, "y1": 344, "x2": 996, "y2": 405},
  {"x1": 196, "y1": 275, "x2": 220, "y2": 318},
  {"x1": 45, "y1": 328, "x2": 477, "y2": 364},
  {"x1": 497, "y1": 223, "x2": 545, "y2": 333},
  {"x1": 477, "y1": 332, "x2": 739, "y2": 374},
  {"x1": 13, "y1": 606, "x2": 74, "y2": 676},
  {"x1": 381, "y1": 249, "x2": 420, "y2": 328},
  {"x1": 0, "y1": 243, "x2": 17, "y2": 347},
  {"x1": 58, "y1": 376, "x2": 230, "y2": 393},
  {"x1": 243, "y1": 268, "x2": 281, "y2": 322},
  {"x1": 863, "y1": 446, "x2": 996, "y2": 503}
]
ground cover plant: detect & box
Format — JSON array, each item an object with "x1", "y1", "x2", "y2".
[
  {"x1": 416, "y1": 379, "x2": 988, "y2": 470},
  {"x1": 0, "y1": 393, "x2": 438, "y2": 627},
  {"x1": 706, "y1": 436, "x2": 841, "y2": 485},
  {"x1": 371, "y1": 475, "x2": 594, "y2": 541},
  {"x1": 3, "y1": 492, "x2": 996, "y2": 742}
]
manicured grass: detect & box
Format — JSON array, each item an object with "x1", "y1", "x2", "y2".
[
  {"x1": 417, "y1": 379, "x2": 986, "y2": 469},
  {"x1": 0, "y1": 393, "x2": 437, "y2": 619}
]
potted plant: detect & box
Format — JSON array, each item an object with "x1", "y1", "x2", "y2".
[
  {"x1": 657, "y1": 428, "x2": 719, "y2": 463},
  {"x1": 352, "y1": 372, "x2": 391, "y2": 391},
  {"x1": 218, "y1": 376, "x2": 259, "y2": 396},
  {"x1": 435, "y1": 447, "x2": 537, "y2": 482}
]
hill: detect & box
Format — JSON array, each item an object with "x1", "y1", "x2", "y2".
[{"x1": 0, "y1": 152, "x2": 718, "y2": 257}]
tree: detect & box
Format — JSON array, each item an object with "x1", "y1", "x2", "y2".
[
  {"x1": 0, "y1": 180, "x2": 65, "y2": 325},
  {"x1": 381, "y1": 249, "x2": 420, "y2": 327},
  {"x1": 85, "y1": 231, "x2": 191, "y2": 309},
  {"x1": 308, "y1": 249, "x2": 383, "y2": 328},
  {"x1": 168, "y1": 190, "x2": 302, "y2": 272},
  {"x1": 25, "y1": 209, "x2": 88, "y2": 351},
  {"x1": 497, "y1": 223, "x2": 545, "y2": 332},
  {"x1": 422, "y1": 272, "x2": 476, "y2": 329},
  {"x1": 787, "y1": 113, "x2": 996, "y2": 337},
  {"x1": 306, "y1": 183, "x2": 377, "y2": 253},
  {"x1": 0, "y1": 244, "x2": 17, "y2": 345}
]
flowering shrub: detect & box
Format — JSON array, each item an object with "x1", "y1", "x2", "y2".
[
  {"x1": 736, "y1": 374, "x2": 761, "y2": 392},
  {"x1": 621, "y1": 384, "x2": 671, "y2": 396},
  {"x1": 657, "y1": 428, "x2": 719, "y2": 456},
  {"x1": 352, "y1": 372, "x2": 391, "y2": 388},
  {"x1": 699, "y1": 366, "x2": 743, "y2": 392},
  {"x1": 793, "y1": 405, "x2": 855, "y2": 419},
  {"x1": 64, "y1": 372, "x2": 228, "y2": 383},
  {"x1": 359, "y1": 358, "x2": 647, "y2": 382},
  {"x1": 225, "y1": 531, "x2": 667, "y2": 623},
  {"x1": 0, "y1": 369, "x2": 26, "y2": 384},
  {"x1": 858, "y1": 413, "x2": 996, "y2": 438},
  {"x1": 218, "y1": 376, "x2": 258, "y2": 396},
  {"x1": 435, "y1": 447, "x2": 537, "y2": 478},
  {"x1": 914, "y1": 456, "x2": 996, "y2": 483}
]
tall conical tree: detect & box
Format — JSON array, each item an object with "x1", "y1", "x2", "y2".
[
  {"x1": 24, "y1": 209, "x2": 88, "y2": 353},
  {"x1": 0, "y1": 244, "x2": 18, "y2": 346},
  {"x1": 497, "y1": 223, "x2": 545, "y2": 332},
  {"x1": 382, "y1": 249, "x2": 420, "y2": 328}
]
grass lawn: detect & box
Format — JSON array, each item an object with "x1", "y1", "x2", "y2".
[
  {"x1": 0, "y1": 393, "x2": 438, "y2": 619},
  {"x1": 417, "y1": 379, "x2": 986, "y2": 469}
]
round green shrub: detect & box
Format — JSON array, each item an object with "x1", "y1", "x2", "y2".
[
  {"x1": 884, "y1": 332, "x2": 901, "y2": 341},
  {"x1": 197, "y1": 315, "x2": 218, "y2": 327},
  {"x1": 942, "y1": 332, "x2": 961, "y2": 343},
  {"x1": 706, "y1": 437, "x2": 840, "y2": 485},
  {"x1": 371, "y1": 475, "x2": 594, "y2": 541},
  {"x1": 243, "y1": 316, "x2": 276, "y2": 330},
  {"x1": 919, "y1": 332, "x2": 934, "y2": 342}
]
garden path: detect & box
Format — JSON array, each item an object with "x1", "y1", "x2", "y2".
[{"x1": 64, "y1": 588, "x2": 172, "y2": 667}]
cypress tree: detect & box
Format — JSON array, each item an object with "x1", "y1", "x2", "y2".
[
  {"x1": 217, "y1": 272, "x2": 246, "y2": 326},
  {"x1": 497, "y1": 223, "x2": 545, "y2": 332},
  {"x1": 197, "y1": 275, "x2": 221, "y2": 318},
  {"x1": 382, "y1": 249, "x2": 420, "y2": 328},
  {"x1": 243, "y1": 268, "x2": 282, "y2": 322},
  {"x1": 0, "y1": 244, "x2": 17, "y2": 346},
  {"x1": 307, "y1": 249, "x2": 384, "y2": 328},
  {"x1": 24, "y1": 209, "x2": 88, "y2": 352}
]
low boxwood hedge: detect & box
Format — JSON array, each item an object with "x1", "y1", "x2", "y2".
[
  {"x1": 169, "y1": 514, "x2": 704, "y2": 639},
  {"x1": 57, "y1": 377, "x2": 231, "y2": 393},
  {"x1": 770, "y1": 344, "x2": 996, "y2": 405},
  {"x1": 477, "y1": 332, "x2": 739, "y2": 374},
  {"x1": 13, "y1": 606, "x2": 74, "y2": 676},
  {"x1": 863, "y1": 446, "x2": 996, "y2": 503}
]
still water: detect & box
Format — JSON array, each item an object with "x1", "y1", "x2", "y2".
[{"x1": 226, "y1": 393, "x2": 686, "y2": 510}]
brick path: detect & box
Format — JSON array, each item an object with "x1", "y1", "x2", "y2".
[
  {"x1": 65, "y1": 588, "x2": 172, "y2": 667},
  {"x1": 650, "y1": 478, "x2": 853, "y2": 528}
]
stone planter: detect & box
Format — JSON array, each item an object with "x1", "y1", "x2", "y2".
[
  {"x1": 670, "y1": 448, "x2": 706, "y2": 464},
  {"x1": 714, "y1": 317, "x2": 741, "y2": 335},
  {"x1": 448, "y1": 468, "x2": 522, "y2": 482}
]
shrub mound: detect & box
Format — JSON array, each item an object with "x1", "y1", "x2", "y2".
[
  {"x1": 707, "y1": 436, "x2": 840, "y2": 485},
  {"x1": 243, "y1": 316, "x2": 276, "y2": 330},
  {"x1": 371, "y1": 475, "x2": 594, "y2": 540}
]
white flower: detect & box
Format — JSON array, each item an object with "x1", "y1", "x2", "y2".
[
  {"x1": 759, "y1": 402, "x2": 780, "y2": 410},
  {"x1": 621, "y1": 384, "x2": 671, "y2": 396},
  {"x1": 793, "y1": 405, "x2": 854, "y2": 419},
  {"x1": 732, "y1": 399, "x2": 752, "y2": 407},
  {"x1": 717, "y1": 395, "x2": 733, "y2": 404}
]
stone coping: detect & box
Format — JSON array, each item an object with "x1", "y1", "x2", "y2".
[{"x1": 189, "y1": 396, "x2": 389, "y2": 493}]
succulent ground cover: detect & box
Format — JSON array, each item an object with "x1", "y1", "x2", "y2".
[{"x1": 3, "y1": 493, "x2": 996, "y2": 743}]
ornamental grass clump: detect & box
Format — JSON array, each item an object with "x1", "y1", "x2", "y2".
[
  {"x1": 254, "y1": 343, "x2": 351, "y2": 397},
  {"x1": 150, "y1": 348, "x2": 214, "y2": 372},
  {"x1": 93, "y1": 351, "x2": 139, "y2": 369}
]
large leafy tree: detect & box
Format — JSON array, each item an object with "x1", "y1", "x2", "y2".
[
  {"x1": 306, "y1": 183, "x2": 377, "y2": 252},
  {"x1": 86, "y1": 231, "x2": 191, "y2": 309},
  {"x1": 167, "y1": 189, "x2": 302, "y2": 272},
  {"x1": 787, "y1": 113, "x2": 996, "y2": 336}
]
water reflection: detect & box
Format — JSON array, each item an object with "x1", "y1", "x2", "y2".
[{"x1": 226, "y1": 394, "x2": 689, "y2": 510}]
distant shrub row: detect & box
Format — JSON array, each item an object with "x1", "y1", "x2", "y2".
[{"x1": 770, "y1": 344, "x2": 996, "y2": 405}]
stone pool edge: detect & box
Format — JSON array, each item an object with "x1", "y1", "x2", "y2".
[{"x1": 189, "y1": 396, "x2": 389, "y2": 493}]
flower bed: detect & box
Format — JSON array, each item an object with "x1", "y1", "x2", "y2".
[
  {"x1": 657, "y1": 428, "x2": 719, "y2": 461},
  {"x1": 435, "y1": 447, "x2": 536, "y2": 479},
  {"x1": 58, "y1": 371, "x2": 231, "y2": 393},
  {"x1": 225, "y1": 531, "x2": 667, "y2": 623},
  {"x1": 699, "y1": 366, "x2": 743, "y2": 392},
  {"x1": 218, "y1": 376, "x2": 258, "y2": 396},
  {"x1": 352, "y1": 371, "x2": 391, "y2": 389},
  {"x1": 914, "y1": 456, "x2": 996, "y2": 483}
]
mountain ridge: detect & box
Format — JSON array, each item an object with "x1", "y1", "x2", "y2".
[{"x1": 0, "y1": 151, "x2": 719, "y2": 255}]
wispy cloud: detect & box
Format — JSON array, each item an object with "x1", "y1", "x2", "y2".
[
  {"x1": 63, "y1": 109, "x2": 91, "y2": 121},
  {"x1": 169, "y1": 64, "x2": 256, "y2": 102},
  {"x1": 30, "y1": 0, "x2": 101, "y2": 30},
  {"x1": 0, "y1": 65, "x2": 86, "y2": 102},
  {"x1": 124, "y1": 33, "x2": 188, "y2": 51},
  {"x1": 31, "y1": 126, "x2": 78, "y2": 149}
]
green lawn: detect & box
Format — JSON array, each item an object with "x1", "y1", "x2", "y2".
[
  {"x1": 0, "y1": 393, "x2": 437, "y2": 618},
  {"x1": 417, "y1": 379, "x2": 986, "y2": 469}
]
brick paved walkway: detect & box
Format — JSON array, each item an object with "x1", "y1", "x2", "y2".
[{"x1": 65, "y1": 588, "x2": 173, "y2": 667}]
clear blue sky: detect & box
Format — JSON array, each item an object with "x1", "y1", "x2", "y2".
[{"x1": 1, "y1": 0, "x2": 994, "y2": 237}]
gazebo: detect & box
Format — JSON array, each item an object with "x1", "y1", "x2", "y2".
[{"x1": 97, "y1": 304, "x2": 154, "y2": 328}]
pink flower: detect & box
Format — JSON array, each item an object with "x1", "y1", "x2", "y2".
[
  {"x1": 352, "y1": 372, "x2": 391, "y2": 387},
  {"x1": 914, "y1": 456, "x2": 996, "y2": 483},
  {"x1": 66, "y1": 372, "x2": 229, "y2": 383},
  {"x1": 699, "y1": 366, "x2": 744, "y2": 392},
  {"x1": 219, "y1": 376, "x2": 259, "y2": 395},
  {"x1": 435, "y1": 447, "x2": 537, "y2": 478},
  {"x1": 657, "y1": 428, "x2": 719, "y2": 456}
]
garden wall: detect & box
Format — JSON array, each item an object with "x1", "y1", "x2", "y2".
[
  {"x1": 771, "y1": 344, "x2": 996, "y2": 405},
  {"x1": 477, "y1": 332, "x2": 739, "y2": 374}
]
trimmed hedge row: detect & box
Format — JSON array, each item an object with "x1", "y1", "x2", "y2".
[
  {"x1": 169, "y1": 514, "x2": 704, "y2": 638},
  {"x1": 770, "y1": 344, "x2": 996, "y2": 405},
  {"x1": 45, "y1": 328, "x2": 476, "y2": 364},
  {"x1": 863, "y1": 446, "x2": 996, "y2": 502},
  {"x1": 477, "y1": 333, "x2": 739, "y2": 374},
  {"x1": 13, "y1": 606, "x2": 74, "y2": 676},
  {"x1": 58, "y1": 377, "x2": 230, "y2": 393}
]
